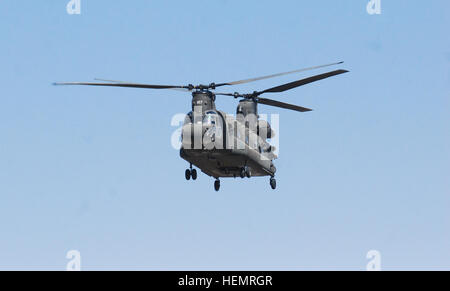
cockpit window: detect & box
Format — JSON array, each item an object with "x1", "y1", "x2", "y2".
[
  {"x1": 203, "y1": 111, "x2": 218, "y2": 125},
  {"x1": 184, "y1": 112, "x2": 193, "y2": 124}
]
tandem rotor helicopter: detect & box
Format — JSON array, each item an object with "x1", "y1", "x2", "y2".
[{"x1": 54, "y1": 62, "x2": 348, "y2": 191}]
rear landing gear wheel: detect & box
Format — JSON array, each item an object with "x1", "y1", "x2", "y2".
[
  {"x1": 270, "y1": 177, "x2": 277, "y2": 190},
  {"x1": 191, "y1": 169, "x2": 197, "y2": 180},
  {"x1": 214, "y1": 179, "x2": 221, "y2": 192},
  {"x1": 239, "y1": 168, "x2": 246, "y2": 179},
  {"x1": 185, "y1": 169, "x2": 191, "y2": 181}
]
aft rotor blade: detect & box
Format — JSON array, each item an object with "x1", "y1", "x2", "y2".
[
  {"x1": 215, "y1": 61, "x2": 344, "y2": 88},
  {"x1": 259, "y1": 69, "x2": 349, "y2": 94},
  {"x1": 257, "y1": 98, "x2": 313, "y2": 112},
  {"x1": 215, "y1": 92, "x2": 237, "y2": 97},
  {"x1": 94, "y1": 78, "x2": 127, "y2": 83},
  {"x1": 53, "y1": 82, "x2": 189, "y2": 90}
]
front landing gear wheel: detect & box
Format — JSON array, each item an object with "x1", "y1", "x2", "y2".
[
  {"x1": 246, "y1": 168, "x2": 252, "y2": 179},
  {"x1": 191, "y1": 169, "x2": 198, "y2": 180},
  {"x1": 270, "y1": 177, "x2": 277, "y2": 190},
  {"x1": 214, "y1": 179, "x2": 221, "y2": 192},
  {"x1": 185, "y1": 169, "x2": 191, "y2": 181}
]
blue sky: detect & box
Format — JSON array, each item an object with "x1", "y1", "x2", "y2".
[{"x1": 0, "y1": 0, "x2": 448, "y2": 270}]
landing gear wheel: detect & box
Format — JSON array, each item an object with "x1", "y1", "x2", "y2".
[
  {"x1": 246, "y1": 168, "x2": 252, "y2": 178},
  {"x1": 270, "y1": 177, "x2": 277, "y2": 190},
  {"x1": 191, "y1": 169, "x2": 198, "y2": 180},
  {"x1": 214, "y1": 179, "x2": 221, "y2": 192},
  {"x1": 185, "y1": 169, "x2": 191, "y2": 181},
  {"x1": 240, "y1": 168, "x2": 246, "y2": 179}
]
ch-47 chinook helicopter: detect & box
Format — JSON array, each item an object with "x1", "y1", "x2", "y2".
[{"x1": 54, "y1": 61, "x2": 348, "y2": 191}]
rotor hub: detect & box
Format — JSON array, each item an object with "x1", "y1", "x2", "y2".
[{"x1": 192, "y1": 90, "x2": 216, "y2": 112}]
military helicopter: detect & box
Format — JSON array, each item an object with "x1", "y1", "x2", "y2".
[{"x1": 54, "y1": 62, "x2": 348, "y2": 191}]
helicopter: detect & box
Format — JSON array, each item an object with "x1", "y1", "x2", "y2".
[{"x1": 54, "y1": 62, "x2": 348, "y2": 191}]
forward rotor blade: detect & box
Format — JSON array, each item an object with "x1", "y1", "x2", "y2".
[
  {"x1": 53, "y1": 82, "x2": 189, "y2": 90},
  {"x1": 93, "y1": 78, "x2": 191, "y2": 92},
  {"x1": 215, "y1": 61, "x2": 344, "y2": 88},
  {"x1": 257, "y1": 98, "x2": 312, "y2": 112},
  {"x1": 259, "y1": 69, "x2": 349, "y2": 94}
]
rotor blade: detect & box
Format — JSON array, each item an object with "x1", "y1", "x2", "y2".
[
  {"x1": 258, "y1": 69, "x2": 349, "y2": 95},
  {"x1": 215, "y1": 61, "x2": 344, "y2": 88},
  {"x1": 257, "y1": 98, "x2": 312, "y2": 112},
  {"x1": 53, "y1": 82, "x2": 189, "y2": 90},
  {"x1": 93, "y1": 79, "x2": 191, "y2": 92},
  {"x1": 215, "y1": 92, "x2": 237, "y2": 97},
  {"x1": 94, "y1": 78, "x2": 127, "y2": 83}
]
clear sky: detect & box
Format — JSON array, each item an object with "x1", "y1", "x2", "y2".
[{"x1": 0, "y1": 0, "x2": 448, "y2": 270}]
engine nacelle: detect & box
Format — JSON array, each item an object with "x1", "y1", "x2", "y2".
[{"x1": 257, "y1": 120, "x2": 275, "y2": 139}]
